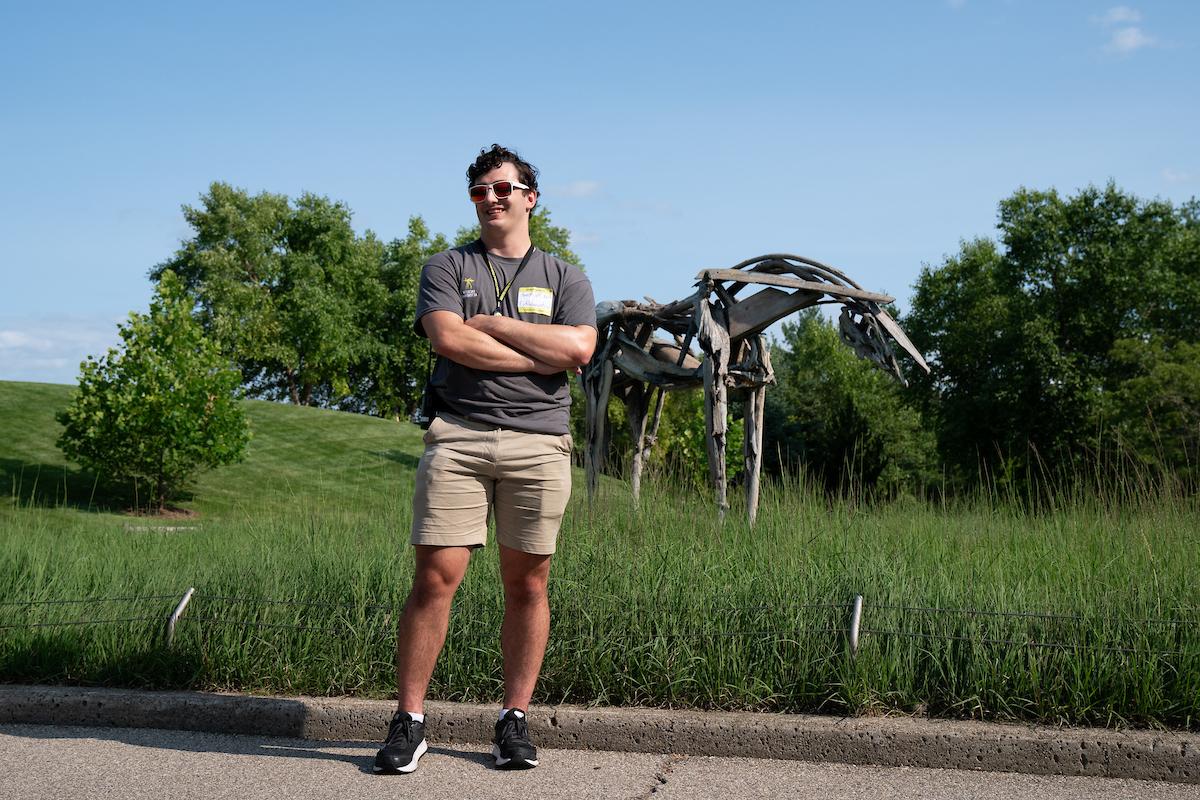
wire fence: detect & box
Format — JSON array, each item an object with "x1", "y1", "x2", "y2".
[
  {"x1": 859, "y1": 627, "x2": 1186, "y2": 656},
  {"x1": 870, "y1": 603, "x2": 1193, "y2": 627},
  {"x1": 0, "y1": 594, "x2": 179, "y2": 607},
  {"x1": 0, "y1": 617, "x2": 162, "y2": 630},
  {"x1": 1, "y1": 589, "x2": 1195, "y2": 659}
]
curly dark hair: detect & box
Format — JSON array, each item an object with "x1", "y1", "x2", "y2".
[{"x1": 466, "y1": 144, "x2": 539, "y2": 196}]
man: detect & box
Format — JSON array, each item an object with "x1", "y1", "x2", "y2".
[{"x1": 374, "y1": 144, "x2": 596, "y2": 774}]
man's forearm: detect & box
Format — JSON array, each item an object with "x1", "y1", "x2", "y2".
[
  {"x1": 433, "y1": 324, "x2": 539, "y2": 372},
  {"x1": 465, "y1": 315, "x2": 595, "y2": 368},
  {"x1": 425, "y1": 316, "x2": 558, "y2": 375}
]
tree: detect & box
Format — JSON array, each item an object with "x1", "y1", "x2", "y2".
[
  {"x1": 1105, "y1": 338, "x2": 1200, "y2": 484},
  {"x1": 764, "y1": 309, "x2": 936, "y2": 496},
  {"x1": 901, "y1": 238, "x2": 1023, "y2": 483},
  {"x1": 57, "y1": 271, "x2": 250, "y2": 511},
  {"x1": 151, "y1": 182, "x2": 388, "y2": 407},
  {"x1": 349, "y1": 217, "x2": 449, "y2": 419},
  {"x1": 905, "y1": 184, "x2": 1200, "y2": 487},
  {"x1": 153, "y1": 184, "x2": 585, "y2": 418}
]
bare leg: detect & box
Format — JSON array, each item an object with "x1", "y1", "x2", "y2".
[
  {"x1": 498, "y1": 544, "x2": 552, "y2": 710},
  {"x1": 394, "y1": 544, "x2": 472, "y2": 713}
]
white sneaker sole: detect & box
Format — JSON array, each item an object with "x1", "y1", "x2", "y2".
[
  {"x1": 374, "y1": 739, "x2": 428, "y2": 774},
  {"x1": 492, "y1": 744, "x2": 539, "y2": 769}
]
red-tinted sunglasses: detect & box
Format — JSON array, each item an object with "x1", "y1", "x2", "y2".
[{"x1": 468, "y1": 180, "x2": 532, "y2": 203}]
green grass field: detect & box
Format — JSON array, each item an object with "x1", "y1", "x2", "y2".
[{"x1": 2, "y1": 380, "x2": 1197, "y2": 729}]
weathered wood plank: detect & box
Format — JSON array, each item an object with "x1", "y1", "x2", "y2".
[
  {"x1": 726, "y1": 287, "x2": 821, "y2": 341},
  {"x1": 649, "y1": 339, "x2": 702, "y2": 370},
  {"x1": 703, "y1": 356, "x2": 728, "y2": 521},
  {"x1": 612, "y1": 336, "x2": 702, "y2": 386},
  {"x1": 697, "y1": 297, "x2": 731, "y2": 521},
  {"x1": 626, "y1": 383, "x2": 652, "y2": 505},
  {"x1": 876, "y1": 309, "x2": 930, "y2": 374},
  {"x1": 696, "y1": 269, "x2": 894, "y2": 304},
  {"x1": 743, "y1": 383, "x2": 766, "y2": 526}
]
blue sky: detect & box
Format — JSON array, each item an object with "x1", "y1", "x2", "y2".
[{"x1": 2, "y1": 1, "x2": 1197, "y2": 384}]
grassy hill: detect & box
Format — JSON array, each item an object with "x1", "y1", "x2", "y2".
[{"x1": 1, "y1": 380, "x2": 427, "y2": 519}]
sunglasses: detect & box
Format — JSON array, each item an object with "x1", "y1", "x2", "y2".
[{"x1": 468, "y1": 180, "x2": 532, "y2": 203}]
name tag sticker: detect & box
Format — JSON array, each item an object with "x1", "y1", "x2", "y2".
[{"x1": 517, "y1": 287, "x2": 554, "y2": 316}]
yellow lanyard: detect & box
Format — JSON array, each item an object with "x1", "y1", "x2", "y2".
[{"x1": 483, "y1": 244, "x2": 536, "y2": 316}]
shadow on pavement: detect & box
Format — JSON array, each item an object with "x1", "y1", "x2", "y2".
[{"x1": 2, "y1": 723, "x2": 495, "y2": 773}]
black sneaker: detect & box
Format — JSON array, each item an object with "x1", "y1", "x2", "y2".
[
  {"x1": 374, "y1": 711, "x2": 428, "y2": 774},
  {"x1": 492, "y1": 709, "x2": 539, "y2": 769}
]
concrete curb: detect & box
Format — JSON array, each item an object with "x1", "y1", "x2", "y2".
[{"x1": 1, "y1": 685, "x2": 1197, "y2": 784}]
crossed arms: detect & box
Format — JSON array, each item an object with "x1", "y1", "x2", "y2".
[{"x1": 422, "y1": 310, "x2": 596, "y2": 375}]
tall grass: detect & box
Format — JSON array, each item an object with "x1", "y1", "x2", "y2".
[{"x1": 1, "y1": 380, "x2": 1197, "y2": 728}]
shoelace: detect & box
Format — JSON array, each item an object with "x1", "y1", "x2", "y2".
[
  {"x1": 386, "y1": 715, "x2": 414, "y2": 746},
  {"x1": 498, "y1": 715, "x2": 529, "y2": 743}
]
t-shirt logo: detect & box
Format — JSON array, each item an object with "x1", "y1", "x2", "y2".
[
  {"x1": 462, "y1": 277, "x2": 478, "y2": 299},
  {"x1": 517, "y1": 287, "x2": 554, "y2": 316}
]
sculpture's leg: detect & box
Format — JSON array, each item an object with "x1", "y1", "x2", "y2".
[
  {"x1": 743, "y1": 382, "x2": 766, "y2": 526},
  {"x1": 644, "y1": 385, "x2": 667, "y2": 467},
  {"x1": 695, "y1": 292, "x2": 731, "y2": 522},
  {"x1": 584, "y1": 358, "x2": 614, "y2": 501},
  {"x1": 703, "y1": 357, "x2": 729, "y2": 521},
  {"x1": 583, "y1": 367, "x2": 598, "y2": 500},
  {"x1": 627, "y1": 382, "x2": 652, "y2": 505}
]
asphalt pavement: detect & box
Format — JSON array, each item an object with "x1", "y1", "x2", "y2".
[
  {"x1": 4, "y1": 723, "x2": 1200, "y2": 800},
  {"x1": 2, "y1": 684, "x2": 1199, "y2": 797}
]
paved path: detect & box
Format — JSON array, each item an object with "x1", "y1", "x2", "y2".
[{"x1": 3, "y1": 724, "x2": 1199, "y2": 800}]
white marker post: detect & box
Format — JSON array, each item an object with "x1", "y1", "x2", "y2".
[{"x1": 165, "y1": 587, "x2": 196, "y2": 647}]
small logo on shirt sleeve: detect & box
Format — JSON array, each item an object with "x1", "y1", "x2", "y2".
[{"x1": 462, "y1": 277, "x2": 478, "y2": 299}]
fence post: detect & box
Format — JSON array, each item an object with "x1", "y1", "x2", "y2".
[
  {"x1": 165, "y1": 587, "x2": 195, "y2": 647},
  {"x1": 849, "y1": 594, "x2": 864, "y2": 658}
]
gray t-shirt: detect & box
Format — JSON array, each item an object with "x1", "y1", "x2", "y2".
[{"x1": 415, "y1": 240, "x2": 596, "y2": 435}]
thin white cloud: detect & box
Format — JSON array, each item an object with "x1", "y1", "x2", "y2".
[
  {"x1": 1095, "y1": 6, "x2": 1142, "y2": 26},
  {"x1": 0, "y1": 331, "x2": 54, "y2": 352},
  {"x1": 0, "y1": 315, "x2": 123, "y2": 384},
  {"x1": 551, "y1": 180, "x2": 602, "y2": 199},
  {"x1": 1163, "y1": 168, "x2": 1196, "y2": 184},
  {"x1": 946, "y1": 0, "x2": 967, "y2": 9},
  {"x1": 1092, "y1": 7, "x2": 1157, "y2": 55},
  {"x1": 1106, "y1": 26, "x2": 1156, "y2": 54}
]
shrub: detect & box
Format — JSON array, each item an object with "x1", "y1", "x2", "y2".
[{"x1": 57, "y1": 271, "x2": 250, "y2": 511}]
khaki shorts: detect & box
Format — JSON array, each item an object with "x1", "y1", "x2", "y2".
[{"x1": 410, "y1": 414, "x2": 573, "y2": 555}]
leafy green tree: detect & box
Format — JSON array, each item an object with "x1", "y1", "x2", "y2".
[
  {"x1": 905, "y1": 183, "x2": 1200, "y2": 486},
  {"x1": 764, "y1": 309, "x2": 936, "y2": 496},
  {"x1": 151, "y1": 182, "x2": 387, "y2": 407},
  {"x1": 57, "y1": 271, "x2": 250, "y2": 511},
  {"x1": 1105, "y1": 338, "x2": 1200, "y2": 484},
  {"x1": 902, "y1": 238, "x2": 1021, "y2": 482},
  {"x1": 349, "y1": 217, "x2": 450, "y2": 418}
]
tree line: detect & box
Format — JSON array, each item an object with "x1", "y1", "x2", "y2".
[
  {"x1": 768, "y1": 183, "x2": 1199, "y2": 496},
  {"x1": 58, "y1": 181, "x2": 1199, "y2": 508}
]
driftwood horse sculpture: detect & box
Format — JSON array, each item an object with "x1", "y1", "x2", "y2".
[{"x1": 581, "y1": 254, "x2": 929, "y2": 523}]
